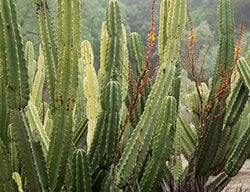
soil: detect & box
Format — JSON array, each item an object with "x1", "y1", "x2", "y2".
[{"x1": 223, "y1": 159, "x2": 250, "y2": 192}]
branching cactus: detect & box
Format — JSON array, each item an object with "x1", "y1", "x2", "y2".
[
  {"x1": 0, "y1": 0, "x2": 250, "y2": 192},
  {"x1": 115, "y1": 0, "x2": 187, "y2": 187},
  {"x1": 88, "y1": 0, "x2": 123, "y2": 174}
]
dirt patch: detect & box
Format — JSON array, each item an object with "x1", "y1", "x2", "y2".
[{"x1": 223, "y1": 159, "x2": 250, "y2": 191}]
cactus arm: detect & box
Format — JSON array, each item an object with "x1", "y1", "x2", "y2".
[
  {"x1": 8, "y1": 0, "x2": 29, "y2": 107},
  {"x1": 35, "y1": 0, "x2": 58, "y2": 113},
  {"x1": 206, "y1": 172, "x2": 231, "y2": 192},
  {"x1": 88, "y1": 80, "x2": 121, "y2": 171},
  {"x1": 0, "y1": 15, "x2": 9, "y2": 145},
  {"x1": 25, "y1": 41, "x2": 36, "y2": 89},
  {"x1": 0, "y1": 0, "x2": 29, "y2": 109},
  {"x1": 81, "y1": 40, "x2": 101, "y2": 151},
  {"x1": 47, "y1": 0, "x2": 80, "y2": 190},
  {"x1": 115, "y1": 43, "x2": 177, "y2": 187},
  {"x1": 209, "y1": 0, "x2": 235, "y2": 100},
  {"x1": 88, "y1": 0, "x2": 123, "y2": 172},
  {"x1": 120, "y1": 24, "x2": 129, "y2": 103},
  {"x1": 210, "y1": 80, "x2": 249, "y2": 172},
  {"x1": 224, "y1": 114, "x2": 250, "y2": 177},
  {"x1": 195, "y1": 0, "x2": 235, "y2": 176},
  {"x1": 98, "y1": 22, "x2": 108, "y2": 85},
  {"x1": 71, "y1": 149, "x2": 91, "y2": 192},
  {"x1": 238, "y1": 57, "x2": 250, "y2": 90},
  {"x1": 31, "y1": 46, "x2": 46, "y2": 108},
  {"x1": 0, "y1": 75, "x2": 9, "y2": 144},
  {"x1": 73, "y1": 58, "x2": 87, "y2": 131},
  {"x1": 128, "y1": 32, "x2": 144, "y2": 77},
  {"x1": 127, "y1": 32, "x2": 146, "y2": 127},
  {"x1": 115, "y1": 0, "x2": 186, "y2": 187},
  {"x1": 140, "y1": 96, "x2": 177, "y2": 192},
  {"x1": 158, "y1": 0, "x2": 169, "y2": 63},
  {"x1": 224, "y1": 80, "x2": 249, "y2": 127},
  {"x1": 179, "y1": 114, "x2": 196, "y2": 158},
  {"x1": 101, "y1": 0, "x2": 122, "y2": 84},
  {"x1": 0, "y1": 139, "x2": 16, "y2": 192},
  {"x1": 26, "y1": 97, "x2": 50, "y2": 156},
  {"x1": 12, "y1": 110, "x2": 49, "y2": 192},
  {"x1": 171, "y1": 62, "x2": 182, "y2": 108},
  {"x1": 171, "y1": 116, "x2": 183, "y2": 182}
]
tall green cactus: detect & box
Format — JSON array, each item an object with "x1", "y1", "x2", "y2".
[
  {"x1": 195, "y1": 0, "x2": 235, "y2": 177},
  {"x1": 140, "y1": 96, "x2": 177, "y2": 192},
  {"x1": 0, "y1": 0, "x2": 29, "y2": 109},
  {"x1": 35, "y1": 0, "x2": 58, "y2": 113},
  {"x1": 115, "y1": 0, "x2": 187, "y2": 187},
  {"x1": 88, "y1": 0, "x2": 123, "y2": 173},
  {"x1": 47, "y1": 0, "x2": 80, "y2": 190}
]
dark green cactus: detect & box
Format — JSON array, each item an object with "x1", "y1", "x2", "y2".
[
  {"x1": 140, "y1": 96, "x2": 177, "y2": 192},
  {"x1": 0, "y1": 139, "x2": 16, "y2": 192},
  {"x1": 195, "y1": 0, "x2": 235, "y2": 177},
  {"x1": 71, "y1": 149, "x2": 91, "y2": 192}
]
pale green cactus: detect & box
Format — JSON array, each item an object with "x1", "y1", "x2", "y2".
[{"x1": 81, "y1": 40, "x2": 101, "y2": 151}]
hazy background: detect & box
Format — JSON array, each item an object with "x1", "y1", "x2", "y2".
[{"x1": 15, "y1": 0, "x2": 250, "y2": 81}]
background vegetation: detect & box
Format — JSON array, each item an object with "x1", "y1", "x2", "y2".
[{"x1": 15, "y1": 0, "x2": 250, "y2": 81}]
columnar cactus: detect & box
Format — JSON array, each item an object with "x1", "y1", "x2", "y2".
[
  {"x1": 81, "y1": 40, "x2": 101, "y2": 151},
  {"x1": 71, "y1": 149, "x2": 91, "y2": 192},
  {"x1": 0, "y1": 0, "x2": 249, "y2": 192},
  {"x1": 115, "y1": 0, "x2": 187, "y2": 187},
  {"x1": 47, "y1": 0, "x2": 80, "y2": 190}
]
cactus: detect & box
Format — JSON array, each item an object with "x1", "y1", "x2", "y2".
[
  {"x1": 0, "y1": 139, "x2": 16, "y2": 192},
  {"x1": 0, "y1": 0, "x2": 29, "y2": 109},
  {"x1": 158, "y1": 0, "x2": 169, "y2": 64},
  {"x1": 88, "y1": 0, "x2": 123, "y2": 173},
  {"x1": 81, "y1": 40, "x2": 101, "y2": 151},
  {"x1": 127, "y1": 32, "x2": 147, "y2": 128},
  {"x1": 47, "y1": 0, "x2": 80, "y2": 190},
  {"x1": 0, "y1": 0, "x2": 250, "y2": 191},
  {"x1": 25, "y1": 41, "x2": 36, "y2": 89},
  {"x1": 71, "y1": 149, "x2": 91, "y2": 192},
  {"x1": 0, "y1": 14, "x2": 9, "y2": 145},
  {"x1": 195, "y1": 0, "x2": 235, "y2": 177},
  {"x1": 140, "y1": 96, "x2": 177, "y2": 192},
  {"x1": 35, "y1": 0, "x2": 58, "y2": 113},
  {"x1": 30, "y1": 45, "x2": 46, "y2": 108},
  {"x1": 115, "y1": 0, "x2": 187, "y2": 187}
]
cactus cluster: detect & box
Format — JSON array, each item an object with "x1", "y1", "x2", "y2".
[{"x1": 0, "y1": 0, "x2": 249, "y2": 191}]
